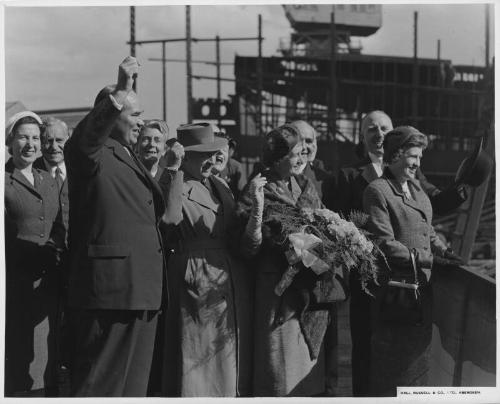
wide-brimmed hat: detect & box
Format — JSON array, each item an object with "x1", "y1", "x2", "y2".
[
  {"x1": 177, "y1": 122, "x2": 227, "y2": 152},
  {"x1": 455, "y1": 137, "x2": 493, "y2": 187}
]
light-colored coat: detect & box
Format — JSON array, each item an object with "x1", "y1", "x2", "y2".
[{"x1": 161, "y1": 171, "x2": 252, "y2": 397}]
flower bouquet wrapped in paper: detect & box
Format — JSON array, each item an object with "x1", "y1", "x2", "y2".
[{"x1": 263, "y1": 201, "x2": 385, "y2": 297}]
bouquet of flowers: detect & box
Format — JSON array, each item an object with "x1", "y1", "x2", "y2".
[{"x1": 262, "y1": 201, "x2": 386, "y2": 297}]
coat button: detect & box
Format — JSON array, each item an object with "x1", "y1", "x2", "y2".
[
  {"x1": 148, "y1": 200, "x2": 153, "y2": 205},
  {"x1": 423, "y1": 247, "x2": 429, "y2": 250},
  {"x1": 39, "y1": 216, "x2": 44, "y2": 220},
  {"x1": 38, "y1": 199, "x2": 43, "y2": 203},
  {"x1": 39, "y1": 233, "x2": 45, "y2": 238}
]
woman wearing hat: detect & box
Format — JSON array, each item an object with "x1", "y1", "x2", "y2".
[
  {"x1": 159, "y1": 123, "x2": 264, "y2": 397},
  {"x1": 4, "y1": 111, "x2": 65, "y2": 396},
  {"x1": 237, "y1": 124, "x2": 334, "y2": 397},
  {"x1": 362, "y1": 126, "x2": 451, "y2": 396}
]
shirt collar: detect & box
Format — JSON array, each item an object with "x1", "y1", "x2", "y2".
[
  {"x1": 368, "y1": 152, "x2": 383, "y2": 166},
  {"x1": 44, "y1": 159, "x2": 66, "y2": 179}
]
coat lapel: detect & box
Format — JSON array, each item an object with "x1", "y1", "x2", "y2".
[
  {"x1": 264, "y1": 181, "x2": 297, "y2": 206},
  {"x1": 8, "y1": 164, "x2": 43, "y2": 199},
  {"x1": 106, "y1": 138, "x2": 147, "y2": 181},
  {"x1": 210, "y1": 176, "x2": 235, "y2": 229},
  {"x1": 186, "y1": 179, "x2": 221, "y2": 214},
  {"x1": 384, "y1": 174, "x2": 429, "y2": 220}
]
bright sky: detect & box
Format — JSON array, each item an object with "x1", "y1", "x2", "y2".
[{"x1": 4, "y1": 2, "x2": 495, "y2": 131}]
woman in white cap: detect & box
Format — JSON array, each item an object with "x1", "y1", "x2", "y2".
[
  {"x1": 160, "y1": 123, "x2": 265, "y2": 397},
  {"x1": 4, "y1": 111, "x2": 65, "y2": 396}
]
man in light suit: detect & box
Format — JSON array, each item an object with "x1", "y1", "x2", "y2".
[{"x1": 64, "y1": 57, "x2": 174, "y2": 396}]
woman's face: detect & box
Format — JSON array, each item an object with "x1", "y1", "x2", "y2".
[
  {"x1": 182, "y1": 151, "x2": 217, "y2": 180},
  {"x1": 10, "y1": 123, "x2": 41, "y2": 169},
  {"x1": 212, "y1": 144, "x2": 229, "y2": 174},
  {"x1": 274, "y1": 142, "x2": 306, "y2": 178},
  {"x1": 390, "y1": 146, "x2": 423, "y2": 181}
]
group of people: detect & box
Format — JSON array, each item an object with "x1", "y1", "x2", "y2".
[{"x1": 5, "y1": 56, "x2": 469, "y2": 397}]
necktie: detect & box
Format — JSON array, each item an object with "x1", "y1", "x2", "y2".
[{"x1": 54, "y1": 166, "x2": 64, "y2": 191}]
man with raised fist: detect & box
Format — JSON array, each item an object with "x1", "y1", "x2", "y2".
[{"x1": 64, "y1": 57, "x2": 168, "y2": 397}]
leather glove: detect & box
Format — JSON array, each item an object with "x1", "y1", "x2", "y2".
[
  {"x1": 434, "y1": 248, "x2": 464, "y2": 267},
  {"x1": 443, "y1": 248, "x2": 464, "y2": 264}
]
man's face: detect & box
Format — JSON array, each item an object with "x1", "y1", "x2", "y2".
[
  {"x1": 138, "y1": 127, "x2": 166, "y2": 165},
  {"x1": 361, "y1": 112, "x2": 393, "y2": 156},
  {"x1": 114, "y1": 92, "x2": 144, "y2": 146},
  {"x1": 300, "y1": 127, "x2": 317, "y2": 163},
  {"x1": 390, "y1": 146, "x2": 422, "y2": 181},
  {"x1": 212, "y1": 144, "x2": 229, "y2": 174},
  {"x1": 11, "y1": 123, "x2": 41, "y2": 169},
  {"x1": 42, "y1": 123, "x2": 69, "y2": 166},
  {"x1": 183, "y1": 151, "x2": 217, "y2": 180}
]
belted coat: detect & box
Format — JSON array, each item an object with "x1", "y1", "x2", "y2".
[{"x1": 160, "y1": 171, "x2": 253, "y2": 397}]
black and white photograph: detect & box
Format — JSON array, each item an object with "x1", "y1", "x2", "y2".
[{"x1": 1, "y1": 0, "x2": 497, "y2": 400}]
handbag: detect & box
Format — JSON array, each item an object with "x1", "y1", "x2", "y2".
[{"x1": 379, "y1": 248, "x2": 424, "y2": 326}]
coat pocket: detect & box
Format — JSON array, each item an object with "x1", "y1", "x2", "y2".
[{"x1": 87, "y1": 244, "x2": 130, "y2": 258}]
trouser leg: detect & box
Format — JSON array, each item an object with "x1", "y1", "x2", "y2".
[{"x1": 70, "y1": 309, "x2": 158, "y2": 397}]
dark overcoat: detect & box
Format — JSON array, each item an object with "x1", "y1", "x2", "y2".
[
  {"x1": 64, "y1": 97, "x2": 166, "y2": 310},
  {"x1": 4, "y1": 159, "x2": 64, "y2": 395}
]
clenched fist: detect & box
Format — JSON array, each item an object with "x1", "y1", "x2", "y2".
[
  {"x1": 112, "y1": 56, "x2": 140, "y2": 105},
  {"x1": 165, "y1": 140, "x2": 185, "y2": 170},
  {"x1": 117, "y1": 56, "x2": 139, "y2": 92}
]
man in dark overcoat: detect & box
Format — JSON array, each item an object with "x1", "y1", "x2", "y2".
[
  {"x1": 64, "y1": 56, "x2": 173, "y2": 396},
  {"x1": 326, "y1": 110, "x2": 467, "y2": 396}
]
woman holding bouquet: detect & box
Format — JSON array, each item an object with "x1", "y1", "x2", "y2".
[
  {"x1": 238, "y1": 124, "x2": 335, "y2": 396},
  {"x1": 363, "y1": 126, "x2": 449, "y2": 396}
]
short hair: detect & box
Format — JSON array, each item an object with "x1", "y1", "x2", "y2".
[
  {"x1": 140, "y1": 119, "x2": 169, "y2": 142},
  {"x1": 384, "y1": 132, "x2": 428, "y2": 164},
  {"x1": 6, "y1": 116, "x2": 43, "y2": 154},
  {"x1": 360, "y1": 110, "x2": 392, "y2": 134},
  {"x1": 41, "y1": 116, "x2": 69, "y2": 141},
  {"x1": 289, "y1": 120, "x2": 317, "y2": 139},
  {"x1": 262, "y1": 124, "x2": 301, "y2": 167}
]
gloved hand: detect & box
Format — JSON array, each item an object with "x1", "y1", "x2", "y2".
[{"x1": 441, "y1": 248, "x2": 464, "y2": 266}]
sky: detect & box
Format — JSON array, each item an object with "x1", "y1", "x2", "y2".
[{"x1": 3, "y1": 2, "x2": 496, "y2": 131}]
